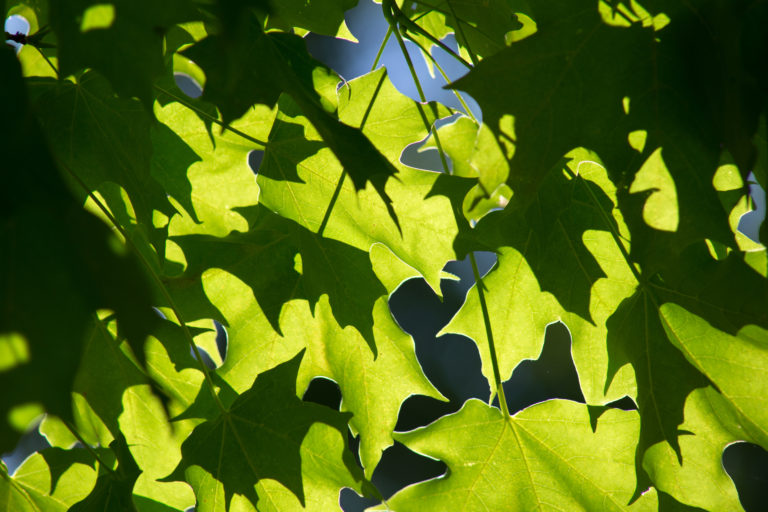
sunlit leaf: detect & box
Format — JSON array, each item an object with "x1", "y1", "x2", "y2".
[
  {"x1": 0, "y1": 450, "x2": 96, "y2": 512},
  {"x1": 378, "y1": 399, "x2": 657, "y2": 511},
  {"x1": 257, "y1": 68, "x2": 459, "y2": 293},
  {"x1": 163, "y1": 352, "x2": 364, "y2": 509},
  {"x1": 183, "y1": 17, "x2": 399, "y2": 216}
]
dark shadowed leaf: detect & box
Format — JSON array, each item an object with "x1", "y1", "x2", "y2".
[
  {"x1": 0, "y1": 47, "x2": 155, "y2": 452},
  {"x1": 48, "y1": 0, "x2": 199, "y2": 107}
]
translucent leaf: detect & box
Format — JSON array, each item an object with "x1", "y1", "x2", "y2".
[
  {"x1": 257, "y1": 68, "x2": 459, "y2": 293},
  {"x1": 163, "y1": 352, "x2": 364, "y2": 510},
  {"x1": 642, "y1": 387, "x2": 745, "y2": 511},
  {"x1": 403, "y1": 0, "x2": 535, "y2": 63},
  {"x1": 0, "y1": 450, "x2": 96, "y2": 511},
  {"x1": 28, "y1": 72, "x2": 180, "y2": 262},
  {"x1": 378, "y1": 399, "x2": 656, "y2": 511},
  {"x1": 660, "y1": 304, "x2": 768, "y2": 447},
  {"x1": 450, "y1": 0, "x2": 743, "y2": 272},
  {"x1": 445, "y1": 151, "x2": 637, "y2": 404},
  {"x1": 183, "y1": 20, "x2": 399, "y2": 216}
]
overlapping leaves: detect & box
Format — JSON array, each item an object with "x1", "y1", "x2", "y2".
[
  {"x1": 163, "y1": 352, "x2": 366, "y2": 510},
  {"x1": 2, "y1": 0, "x2": 768, "y2": 511}
]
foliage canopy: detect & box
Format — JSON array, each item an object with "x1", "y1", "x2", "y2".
[{"x1": 2, "y1": 0, "x2": 768, "y2": 510}]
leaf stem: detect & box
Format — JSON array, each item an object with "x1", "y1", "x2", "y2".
[
  {"x1": 62, "y1": 420, "x2": 117, "y2": 475},
  {"x1": 382, "y1": 0, "x2": 472, "y2": 70},
  {"x1": 318, "y1": 63, "x2": 388, "y2": 237},
  {"x1": 469, "y1": 252, "x2": 510, "y2": 418},
  {"x1": 59, "y1": 160, "x2": 227, "y2": 414},
  {"x1": 35, "y1": 47, "x2": 60, "y2": 79},
  {"x1": 371, "y1": 26, "x2": 393, "y2": 72},
  {"x1": 404, "y1": 34, "x2": 477, "y2": 122},
  {"x1": 387, "y1": 2, "x2": 507, "y2": 416},
  {"x1": 317, "y1": 170, "x2": 347, "y2": 237},
  {"x1": 389, "y1": 18, "x2": 451, "y2": 174},
  {"x1": 401, "y1": 29, "x2": 498, "y2": 200},
  {"x1": 153, "y1": 85, "x2": 267, "y2": 147}
]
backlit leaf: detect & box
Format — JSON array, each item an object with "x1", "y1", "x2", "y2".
[
  {"x1": 379, "y1": 399, "x2": 656, "y2": 511},
  {"x1": 163, "y1": 352, "x2": 363, "y2": 509}
]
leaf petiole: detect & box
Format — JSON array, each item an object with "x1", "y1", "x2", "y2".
[
  {"x1": 469, "y1": 252, "x2": 510, "y2": 417},
  {"x1": 62, "y1": 419, "x2": 117, "y2": 475}
]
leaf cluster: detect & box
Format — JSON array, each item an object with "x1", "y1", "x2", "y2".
[{"x1": 1, "y1": 0, "x2": 767, "y2": 510}]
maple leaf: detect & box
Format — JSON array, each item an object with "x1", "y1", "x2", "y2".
[
  {"x1": 27, "y1": 72, "x2": 185, "y2": 262},
  {"x1": 182, "y1": 16, "x2": 400, "y2": 219},
  {"x1": 173, "y1": 203, "x2": 386, "y2": 351},
  {"x1": 0, "y1": 448, "x2": 96, "y2": 511},
  {"x1": 69, "y1": 435, "x2": 141, "y2": 512},
  {"x1": 162, "y1": 351, "x2": 363, "y2": 509},
  {"x1": 264, "y1": 0, "x2": 358, "y2": 37},
  {"x1": 450, "y1": 0, "x2": 747, "y2": 271},
  {"x1": 445, "y1": 151, "x2": 637, "y2": 403},
  {"x1": 378, "y1": 399, "x2": 657, "y2": 511},
  {"x1": 257, "y1": 68, "x2": 459, "y2": 293},
  {"x1": 4, "y1": 1, "x2": 768, "y2": 509},
  {"x1": 48, "y1": 0, "x2": 199, "y2": 107},
  {"x1": 404, "y1": 0, "x2": 535, "y2": 63},
  {"x1": 0, "y1": 46, "x2": 156, "y2": 453}
]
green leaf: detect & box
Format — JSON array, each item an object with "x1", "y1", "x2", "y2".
[
  {"x1": 196, "y1": 242, "x2": 442, "y2": 478},
  {"x1": 479, "y1": 156, "x2": 619, "y2": 321},
  {"x1": 48, "y1": 0, "x2": 199, "y2": 107},
  {"x1": 605, "y1": 244, "x2": 768, "y2": 496},
  {"x1": 641, "y1": 387, "x2": 745, "y2": 511},
  {"x1": 420, "y1": 115, "x2": 512, "y2": 220},
  {"x1": 0, "y1": 46, "x2": 156, "y2": 452},
  {"x1": 0, "y1": 450, "x2": 97, "y2": 511},
  {"x1": 143, "y1": 320, "x2": 208, "y2": 409},
  {"x1": 173, "y1": 203, "x2": 386, "y2": 350},
  {"x1": 449, "y1": 0, "x2": 651, "y2": 198},
  {"x1": 265, "y1": 0, "x2": 358, "y2": 37},
  {"x1": 379, "y1": 399, "x2": 656, "y2": 511},
  {"x1": 650, "y1": 247, "x2": 768, "y2": 336},
  {"x1": 637, "y1": 0, "x2": 768, "y2": 175},
  {"x1": 445, "y1": 151, "x2": 638, "y2": 403},
  {"x1": 253, "y1": 421, "x2": 373, "y2": 512},
  {"x1": 605, "y1": 288, "x2": 707, "y2": 497},
  {"x1": 6, "y1": 1, "x2": 768, "y2": 509},
  {"x1": 163, "y1": 351, "x2": 363, "y2": 510},
  {"x1": 153, "y1": 98, "x2": 270, "y2": 254},
  {"x1": 299, "y1": 296, "x2": 445, "y2": 477},
  {"x1": 183, "y1": 18, "x2": 400, "y2": 220},
  {"x1": 450, "y1": 0, "x2": 738, "y2": 270},
  {"x1": 27, "y1": 72, "x2": 185, "y2": 263},
  {"x1": 72, "y1": 316, "x2": 148, "y2": 441},
  {"x1": 257, "y1": 68, "x2": 458, "y2": 293},
  {"x1": 70, "y1": 315, "x2": 196, "y2": 510},
  {"x1": 70, "y1": 434, "x2": 142, "y2": 512},
  {"x1": 405, "y1": 0, "x2": 535, "y2": 61},
  {"x1": 660, "y1": 303, "x2": 768, "y2": 447}
]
